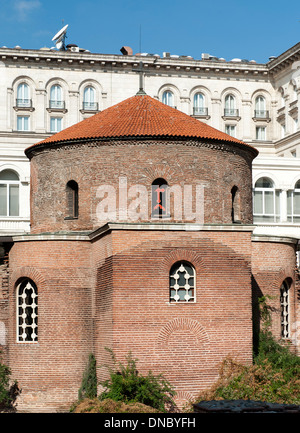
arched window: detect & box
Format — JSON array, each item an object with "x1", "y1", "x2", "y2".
[
  {"x1": 17, "y1": 279, "x2": 38, "y2": 342},
  {"x1": 253, "y1": 177, "x2": 280, "y2": 223},
  {"x1": 151, "y1": 178, "x2": 168, "y2": 218},
  {"x1": 17, "y1": 83, "x2": 31, "y2": 108},
  {"x1": 280, "y1": 279, "x2": 290, "y2": 339},
  {"x1": 162, "y1": 91, "x2": 175, "y2": 108},
  {"x1": 0, "y1": 169, "x2": 20, "y2": 217},
  {"x1": 169, "y1": 261, "x2": 195, "y2": 302},
  {"x1": 287, "y1": 180, "x2": 300, "y2": 223},
  {"x1": 83, "y1": 86, "x2": 98, "y2": 111},
  {"x1": 224, "y1": 94, "x2": 237, "y2": 116},
  {"x1": 66, "y1": 180, "x2": 78, "y2": 219},
  {"x1": 254, "y1": 96, "x2": 267, "y2": 118},
  {"x1": 231, "y1": 186, "x2": 241, "y2": 223},
  {"x1": 50, "y1": 84, "x2": 64, "y2": 109},
  {"x1": 193, "y1": 93, "x2": 207, "y2": 115}
]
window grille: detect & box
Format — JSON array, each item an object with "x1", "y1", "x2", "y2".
[
  {"x1": 17, "y1": 279, "x2": 38, "y2": 342},
  {"x1": 280, "y1": 279, "x2": 290, "y2": 339},
  {"x1": 169, "y1": 261, "x2": 195, "y2": 302}
]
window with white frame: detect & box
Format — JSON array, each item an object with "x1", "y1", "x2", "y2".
[
  {"x1": 169, "y1": 261, "x2": 195, "y2": 303},
  {"x1": 253, "y1": 177, "x2": 280, "y2": 223},
  {"x1": 254, "y1": 96, "x2": 267, "y2": 118},
  {"x1": 0, "y1": 169, "x2": 20, "y2": 217},
  {"x1": 83, "y1": 86, "x2": 98, "y2": 111},
  {"x1": 287, "y1": 179, "x2": 300, "y2": 223},
  {"x1": 224, "y1": 94, "x2": 238, "y2": 116},
  {"x1": 280, "y1": 279, "x2": 290, "y2": 339},
  {"x1": 17, "y1": 115, "x2": 29, "y2": 131},
  {"x1": 162, "y1": 91, "x2": 175, "y2": 108},
  {"x1": 225, "y1": 124, "x2": 236, "y2": 137},
  {"x1": 193, "y1": 92, "x2": 207, "y2": 115},
  {"x1": 50, "y1": 84, "x2": 64, "y2": 109},
  {"x1": 256, "y1": 126, "x2": 266, "y2": 141},
  {"x1": 17, "y1": 279, "x2": 38, "y2": 342},
  {"x1": 50, "y1": 117, "x2": 62, "y2": 133},
  {"x1": 17, "y1": 83, "x2": 31, "y2": 108}
]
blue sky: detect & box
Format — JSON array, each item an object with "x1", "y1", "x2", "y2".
[{"x1": 0, "y1": 0, "x2": 299, "y2": 63}]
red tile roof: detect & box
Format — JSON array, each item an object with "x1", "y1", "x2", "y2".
[{"x1": 26, "y1": 94, "x2": 257, "y2": 154}]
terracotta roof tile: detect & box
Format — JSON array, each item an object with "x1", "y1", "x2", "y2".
[{"x1": 26, "y1": 94, "x2": 258, "y2": 154}]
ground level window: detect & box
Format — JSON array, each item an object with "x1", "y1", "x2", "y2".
[
  {"x1": 280, "y1": 279, "x2": 290, "y2": 339},
  {"x1": 17, "y1": 279, "x2": 38, "y2": 342},
  {"x1": 169, "y1": 261, "x2": 195, "y2": 302}
]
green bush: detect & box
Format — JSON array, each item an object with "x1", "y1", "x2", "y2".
[
  {"x1": 99, "y1": 348, "x2": 176, "y2": 412},
  {"x1": 0, "y1": 354, "x2": 19, "y2": 409},
  {"x1": 78, "y1": 353, "x2": 97, "y2": 401}
]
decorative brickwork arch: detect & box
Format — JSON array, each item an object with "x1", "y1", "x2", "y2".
[
  {"x1": 10, "y1": 266, "x2": 47, "y2": 294},
  {"x1": 157, "y1": 317, "x2": 209, "y2": 346}
]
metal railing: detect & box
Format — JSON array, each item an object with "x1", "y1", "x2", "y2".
[
  {"x1": 16, "y1": 99, "x2": 32, "y2": 108},
  {"x1": 49, "y1": 100, "x2": 65, "y2": 110},
  {"x1": 193, "y1": 107, "x2": 208, "y2": 116},
  {"x1": 82, "y1": 102, "x2": 99, "y2": 111},
  {"x1": 254, "y1": 110, "x2": 269, "y2": 118},
  {"x1": 224, "y1": 108, "x2": 239, "y2": 117}
]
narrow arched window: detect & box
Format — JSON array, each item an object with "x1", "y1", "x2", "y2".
[
  {"x1": 17, "y1": 279, "x2": 38, "y2": 342},
  {"x1": 224, "y1": 94, "x2": 237, "y2": 116},
  {"x1": 50, "y1": 85, "x2": 64, "y2": 109},
  {"x1": 66, "y1": 180, "x2": 78, "y2": 219},
  {"x1": 193, "y1": 93, "x2": 207, "y2": 115},
  {"x1": 170, "y1": 261, "x2": 195, "y2": 302},
  {"x1": 151, "y1": 178, "x2": 168, "y2": 218},
  {"x1": 280, "y1": 279, "x2": 290, "y2": 339},
  {"x1": 231, "y1": 186, "x2": 241, "y2": 223},
  {"x1": 0, "y1": 169, "x2": 20, "y2": 216},
  {"x1": 83, "y1": 86, "x2": 98, "y2": 111},
  {"x1": 255, "y1": 96, "x2": 267, "y2": 118},
  {"x1": 162, "y1": 91, "x2": 175, "y2": 108},
  {"x1": 17, "y1": 83, "x2": 31, "y2": 108}
]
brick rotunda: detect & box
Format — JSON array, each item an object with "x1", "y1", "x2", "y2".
[{"x1": 1, "y1": 92, "x2": 298, "y2": 412}]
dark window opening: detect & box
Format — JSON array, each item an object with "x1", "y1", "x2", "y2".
[
  {"x1": 151, "y1": 178, "x2": 169, "y2": 218},
  {"x1": 231, "y1": 185, "x2": 241, "y2": 223},
  {"x1": 66, "y1": 180, "x2": 78, "y2": 219}
]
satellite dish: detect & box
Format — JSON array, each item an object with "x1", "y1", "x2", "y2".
[{"x1": 52, "y1": 24, "x2": 68, "y2": 51}]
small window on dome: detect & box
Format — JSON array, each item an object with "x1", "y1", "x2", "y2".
[
  {"x1": 65, "y1": 180, "x2": 78, "y2": 219},
  {"x1": 151, "y1": 178, "x2": 169, "y2": 218}
]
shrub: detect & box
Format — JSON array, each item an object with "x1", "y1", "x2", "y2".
[
  {"x1": 0, "y1": 354, "x2": 19, "y2": 410},
  {"x1": 78, "y1": 353, "x2": 97, "y2": 401},
  {"x1": 99, "y1": 348, "x2": 176, "y2": 412}
]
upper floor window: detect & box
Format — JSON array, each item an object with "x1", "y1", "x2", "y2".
[
  {"x1": 193, "y1": 93, "x2": 207, "y2": 116},
  {"x1": 231, "y1": 186, "x2": 241, "y2": 223},
  {"x1": 17, "y1": 279, "x2": 38, "y2": 342},
  {"x1": 17, "y1": 115, "x2": 29, "y2": 131},
  {"x1": 50, "y1": 117, "x2": 62, "y2": 133},
  {"x1": 287, "y1": 179, "x2": 300, "y2": 223},
  {"x1": 256, "y1": 126, "x2": 266, "y2": 141},
  {"x1": 254, "y1": 96, "x2": 268, "y2": 118},
  {"x1": 225, "y1": 124, "x2": 236, "y2": 137},
  {"x1": 151, "y1": 178, "x2": 168, "y2": 218},
  {"x1": 253, "y1": 177, "x2": 280, "y2": 223},
  {"x1": 224, "y1": 94, "x2": 238, "y2": 117},
  {"x1": 50, "y1": 85, "x2": 64, "y2": 110},
  {"x1": 66, "y1": 180, "x2": 79, "y2": 219},
  {"x1": 83, "y1": 86, "x2": 98, "y2": 111},
  {"x1": 169, "y1": 261, "x2": 195, "y2": 303},
  {"x1": 17, "y1": 83, "x2": 31, "y2": 108},
  {"x1": 280, "y1": 279, "x2": 290, "y2": 339},
  {"x1": 162, "y1": 91, "x2": 175, "y2": 108},
  {"x1": 0, "y1": 169, "x2": 20, "y2": 217}
]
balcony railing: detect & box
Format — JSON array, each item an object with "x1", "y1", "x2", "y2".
[
  {"x1": 224, "y1": 108, "x2": 239, "y2": 117},
  {"x1": 193, "y1": 107, "x2": 208, "y2": 116},
  {"x1": 82, "y1": 102, "x2": 99, "y2": 111},
  {"x1": 16, "y1": 99, "x2": 32, "y2": 108},
  {"x1": 49, "y1": 100, "x2": 65, "y2": 110},
  {"x1": 254, "y1": 110, "x2": 269, "y2": 119}
]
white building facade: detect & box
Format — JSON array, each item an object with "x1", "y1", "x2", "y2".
[{"x1": 0, "y1": 41, "x2": 300, "y2": 246}]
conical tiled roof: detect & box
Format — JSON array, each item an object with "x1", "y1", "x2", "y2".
[{"x1": 26, "y1": 94, "x2": 258, "y2": 155}]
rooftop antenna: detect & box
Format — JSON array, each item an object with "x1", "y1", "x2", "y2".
[
  {"x1": 52, "y1": 23, "x2": 68, "y2": 51},
  {"x1": 139, "y1": 24, "x2": 142, "y2": 53},
  {"x1": 133, "y1": 61, "x2": 146, "y2": 95}
]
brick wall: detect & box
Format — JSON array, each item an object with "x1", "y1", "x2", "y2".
[{"x1": 29, "y1": 138, "x2": 255, "y2": 233}]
